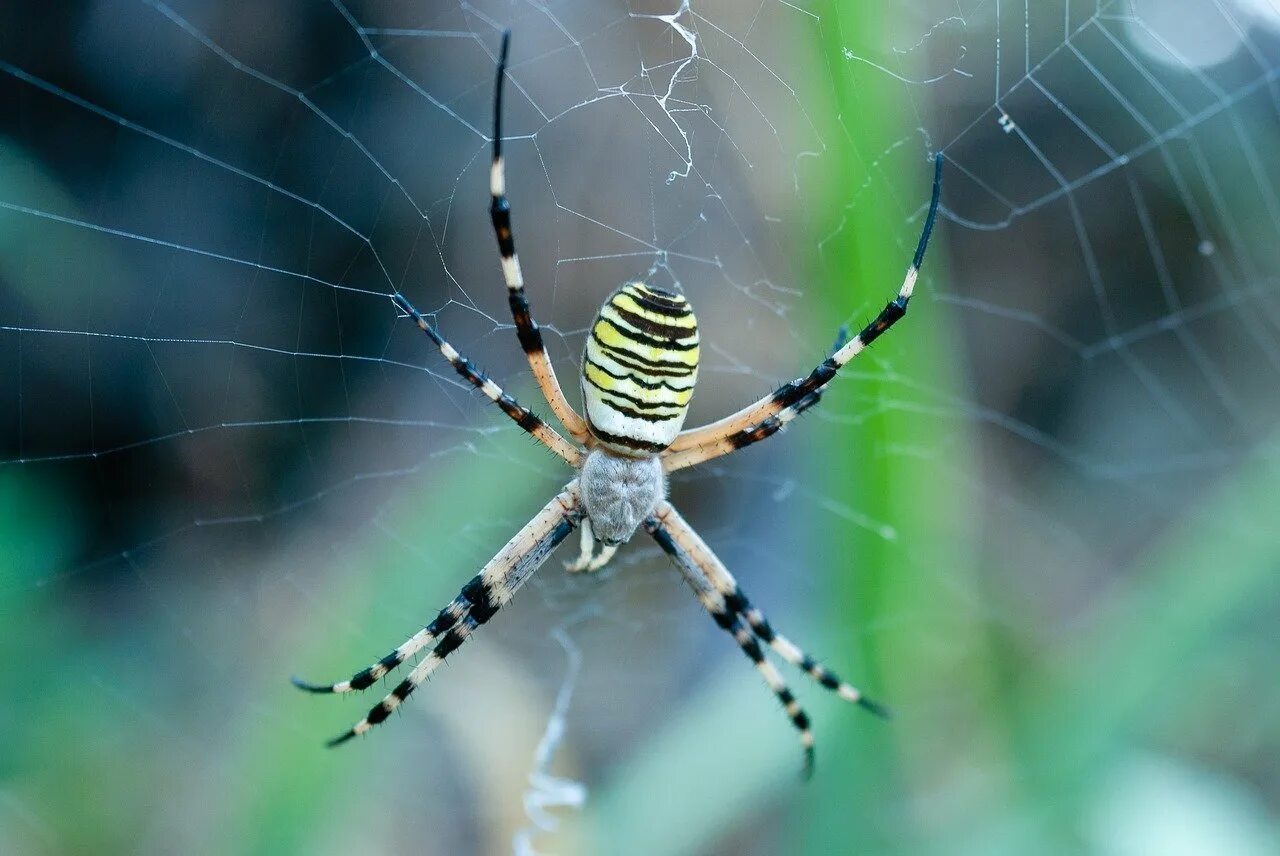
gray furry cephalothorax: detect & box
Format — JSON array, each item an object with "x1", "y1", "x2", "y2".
[{"x1": 578, "y1": 450, "x2": 665, "y2": 545}]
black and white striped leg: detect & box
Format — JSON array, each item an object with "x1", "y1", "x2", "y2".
[
  {"x1": 291, "y1": 592, "x2": 470, "y2": 694},
  {"x1": 663, "y1": 154, "x2": 942, "y2": 470},
  {"x1": 327, "y1": 614, "x2": 480, "y2": 747},
  {"x1": 662, "y1": 389, "x2": 827, "y2": 471},
  {"x1": 651, "y1": 500, "x2": 888, "y2": 716},
  {"x1": 489, "y1": 32, "x2": 590, "y2": 441},
  {"x1": 391, "y1": 292, "x2": 583, "y2": 466},
  {"x1": 314, "y1": 484, "x2": 584, "y2": 746},
  {"x1": 724, "y1": 589, "x2": 890, "y2": 719},
  {"x1": 645, "y1": 514, "x2": 817, "y2": 777}
]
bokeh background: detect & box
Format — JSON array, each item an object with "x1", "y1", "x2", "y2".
[{"x1": 2, "y1": 1, "x2": 1278, "y2": 854}]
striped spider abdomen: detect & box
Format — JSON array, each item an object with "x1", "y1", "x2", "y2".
[{"x1": 581, "y1": 282, "x2": 700, "y2": 455}]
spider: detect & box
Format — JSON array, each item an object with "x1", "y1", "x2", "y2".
[{"x1": 294, "y1": 31, "x2": 942, "y2": 774}]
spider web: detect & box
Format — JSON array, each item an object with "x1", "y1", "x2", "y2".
[{"x1": 1, "y1": 1, "x2": 1278, "y2": 854}]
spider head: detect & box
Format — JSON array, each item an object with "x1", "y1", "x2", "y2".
[{"x1": 580, "y1": 283, "x2": 699, "y2": 455}]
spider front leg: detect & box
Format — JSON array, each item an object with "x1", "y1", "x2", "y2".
[
  {"x1": 489, "y1": 32, "x2": 590, "y2": 442},
  {"x1": 662, "y1": 155, "x2": 942, "y2": 473},
  {"x1": 295, "y1": 483, "x2": 583, "y2": 745},
  {"x1": 391, "y1": 292, "x2": 582, "y2": 467}
]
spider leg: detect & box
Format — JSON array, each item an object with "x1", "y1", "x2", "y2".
[
  {"x1": 327, "y1": 615, "x2": 480, "y2": 747},
  {"x1": 308, "y1": 483, "x2": 583, "y2": 746},
  {"x1": 662, "y1": 155, "x2": 942, "y2": 472},
  {"x1": 651, "y1": 500, "x2": 888, "y2": 716},
  {"x1": 489, "y1": 32, "x2": 590, "y2": 442},
  {"x1": 291, "y1": 592, "x2": 468, "y2": 693},
  {"x1": 728, "y1": 589, "x2": 890, "y2": 718},
  {"x1": 391, "y1": 292, "x2": 582, "y2": 467},
  {"x1": 644, "y1": 509, "x2": 817, "y2": 777}
]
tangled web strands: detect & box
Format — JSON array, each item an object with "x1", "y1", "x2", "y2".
[{"x1": 1, "y1": 0, "x2": 1279, "y2": 853}]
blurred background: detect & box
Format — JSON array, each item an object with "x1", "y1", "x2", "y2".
[{"x1": 1, "y1": 1, "x2": 1278, "y2": 854}]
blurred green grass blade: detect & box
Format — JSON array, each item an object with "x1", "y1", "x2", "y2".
[
  {"x1": 581, "y1": 8, "x2": 978, "y2": 855},
  {"x1": 797, "y1": 8, "x2": 979, "y2": 856},
  {"x1": 1026, "y1": 439, "x2": 1280, "y2": 814}
]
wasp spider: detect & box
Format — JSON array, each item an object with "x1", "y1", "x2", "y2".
[{"x1": 294, "y1": 32, "x2": 942, "y2": 774}]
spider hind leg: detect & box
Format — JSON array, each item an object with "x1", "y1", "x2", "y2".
[
  {"x1": 290, "y1": 588, "x2": 471, "y2": 694},
  {"x1": 646, "y1": 500, "x2": 890, "y2": 773},
  {"x1": 297, "y1": 484, "x2": 583, "y2": 745},
  {"x1": 645, "y1": 512, "x2": 818, "y2": 776}
]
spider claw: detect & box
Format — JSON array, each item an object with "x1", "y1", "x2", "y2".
[
  {"x1": 801, "y1": 745, "x2": 816, "y2": 781},
  {"x1": 326, "y1": 729, "x2": 358, "y2": 748},
  {"x1": 856, "y1": 695, "x2": 893, "y2": 720},
  {"x1": 291, "y1": 675, "x2": 340, "y2": 694}
]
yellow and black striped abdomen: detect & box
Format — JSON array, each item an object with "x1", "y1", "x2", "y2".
[{"x1": 582, "y1": 283, "x2": 699, "y2": 454}]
